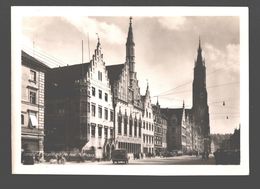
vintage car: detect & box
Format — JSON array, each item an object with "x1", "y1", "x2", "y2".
[{"x1": 111, "y1": 149, "x2": 129, "y2": 164}]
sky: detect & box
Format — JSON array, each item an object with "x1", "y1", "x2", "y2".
[{"x1": 21, "y1": 15, "x2": 241, "y2": 134}]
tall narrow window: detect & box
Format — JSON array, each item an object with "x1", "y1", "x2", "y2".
[
  {"x1": 98, "y1": 90, "x2": 102, "y2": 99},
  {"x1": 124, "y1": 116, "x2": 128, "y2": 135},
  {"x1": 30, "y1": 70, "x2": 36, "y2": 82},
  {"x1": 118, "y1": 115, "x2": 122, "y2": 135},
  {"x1": 91, "y1": 103, "x2": 96, "y2": 117},
  {"x1": 21, "y1": 114, "x2": 24, "y2": 125},
  {"x1": 139, "y1": 120, "x2": 142, "y2": 137},
  {"x1": 129, "y1": 118, "x2": 133, "y2": 136},
  {"x1": 110, "y1": 128, "x2": 114, "y2": 138},
  {"x1": 91, "y1": 124, "x2": 96, "y2": 137},
  {"x1": 105, "y1": 93, "x2": 108, "y2": 102},
  {"x1": 105, "y1": 108, "x2": 108, "y2": 120},
  {"x1": 104, "y1": 127, "x2": 108, "y2": 138},
  {"x1": 98, "y1": 106, "x2": 102, "y2": 118},
  {"x1": 98, "y1": 126, "x2": 102, "y2": 138},
  {"x1": 92, "y1": 87, "x2": 95, "y2": 96},
  {"x1": 98, "y1": 71, "x2": 102, "y2": 81},
  {"x1": 110, "y1": 110, "x2": 114, "y2": 121},
  {"x1": 29, "y1": 91, "x2": 36, "y2": 104},
  {"x1": 134, "y1": 119, "x2": 137, "y2": 137}
]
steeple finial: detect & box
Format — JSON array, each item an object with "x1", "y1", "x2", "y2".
[
  {"x1": 156, "y1": 96, "x2": 159, "y2": 106},
  {"x1": 198, "y1": 36, "x2": 202, "y2": 52},
  {"x1": 199, "y1": 36, "x2": 201, "y2": 51},
  {"x1": 195, "y1": 36, "x2": 203, "y2": 66},
  {"x1": 183, "y1": 100, "x2": 185, "y2": 108},
  {"x1": 96, "y1": 33, "x2": 100, "y2": 47},
  {"x1": 130, "y1": 16, "x2": 133, "y2": 24}
]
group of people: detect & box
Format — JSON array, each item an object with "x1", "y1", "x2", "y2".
[{"x1": 21, "y1": 146, "x2": 43, "y2": 165}]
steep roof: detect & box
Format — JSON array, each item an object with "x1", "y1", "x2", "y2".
[
  {"x1": 106, "y1": 64, "x2": 125, "y2": 85},
  {"x1": 46, "y1": 62, "x2": 90, "y2": 98},
  {"x1": 22, "y1": 50, "x2": 50, "y2": 71}
]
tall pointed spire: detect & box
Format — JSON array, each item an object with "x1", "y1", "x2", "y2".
[
  {"x1": 127, "y1": 17, "x2": 135, "y2": 46},
  {"x1": 156, "y1": 96, "x2": 159, "y2": 106},
  {"x1": 126, "y1": 17, "x2": 135, "y2": 73},
  {"x1": 183, "y1": 100, "x2": 185, "y2": 109},
  {"x1": 196, "y1": 36, "x2": 203, "y2": 66},
  {"x1": 145, "y1": 80, "x2": 150, "y2": 97}
]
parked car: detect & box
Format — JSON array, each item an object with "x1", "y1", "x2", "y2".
[{"x1": 111, "y1": 149, "x2": 129, "y2": 164}]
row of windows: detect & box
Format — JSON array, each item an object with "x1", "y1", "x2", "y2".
[
  {"x1": 144, "y1": 109, "x2": 152, "y2": 119},
  {"x1": 117, "y1": 116, "x2": 142, "y2": 137},
  {"x1": 90, "y1": 103, "x2": 113, "y2": 121},
  {"x1": 91, "y1": 125, "x2": 113, "y2": 138},
  {"x1": 143, "y1": 134, "x2": 154, "y2": 144},
  {"x1": 91, "y1": 87, "x2": 108, "y2": 101},
  {"x1": 142, "y1": 121, "x2": 154, "y2": 131}
]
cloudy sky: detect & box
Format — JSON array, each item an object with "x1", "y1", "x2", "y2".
[{"x1": 21, "y1": 14, "x2": 241, "y2": 134}]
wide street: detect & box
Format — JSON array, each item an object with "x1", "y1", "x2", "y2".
[{"x1": 59, "y1": 155, "x2": 216, "y2": 165}]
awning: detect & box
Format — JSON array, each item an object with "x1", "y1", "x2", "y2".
[{"x1": 29, "y1": 114, "x2": 38, "y2": 128}]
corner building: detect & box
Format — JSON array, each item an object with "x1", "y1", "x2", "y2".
[{"x1": 21, "y1": 51, "x2": 49, "y2": 154}]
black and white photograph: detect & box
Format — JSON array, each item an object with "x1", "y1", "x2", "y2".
[{"x1": 11, "y1": 6, "x2": 249, "y2": 175}]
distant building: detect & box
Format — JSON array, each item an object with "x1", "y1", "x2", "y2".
[
  {"x1": 152, "y1": 99, "x2": 167, "y2": 155},
  {"x1": 141, "y1": 84, "x2": 154, "y2": 154},
  {"x1": 220, "y1": 127, "x2": 240, "y2": 151},
  {"x1": 21, "y1": 51, "x2": 49, "y2": 154},
  {"x1": 161, "y1": 102, "x2": 193, "y2": 154}
]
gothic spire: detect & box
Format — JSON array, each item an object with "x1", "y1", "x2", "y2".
[
  {"x1": 127, "y1": 17, "x2": 135, "y2": 46},
  {"x1": 126, "y1": 17, "x2": 135, "y2": 75},
  {"x1": 145, "y1": 80, "x2": 150, "y2": 97},
  {"x1": 196, "y1": 37, "x2": 203, "y2": 66}
]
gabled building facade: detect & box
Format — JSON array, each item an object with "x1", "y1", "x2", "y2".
[
  {"x1": 161, "y1": 102, "x2": 193, "y2": 154},
  {"x1": 45, "y1": 39, "x2": 114, "y2": 159},
  {"x1": 106, "y1": 17, "x2": 143, "y2": 156},
  {"x1": 152, "y1": 99, "x2": 167, "y2": 155},
  {"x1": 141, "y1": 84, "x2": 154, "y2": 154}
]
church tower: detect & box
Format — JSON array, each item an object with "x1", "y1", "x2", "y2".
[{"x1": 192, "y1": 39, "x2": 210, "y2": 152}]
